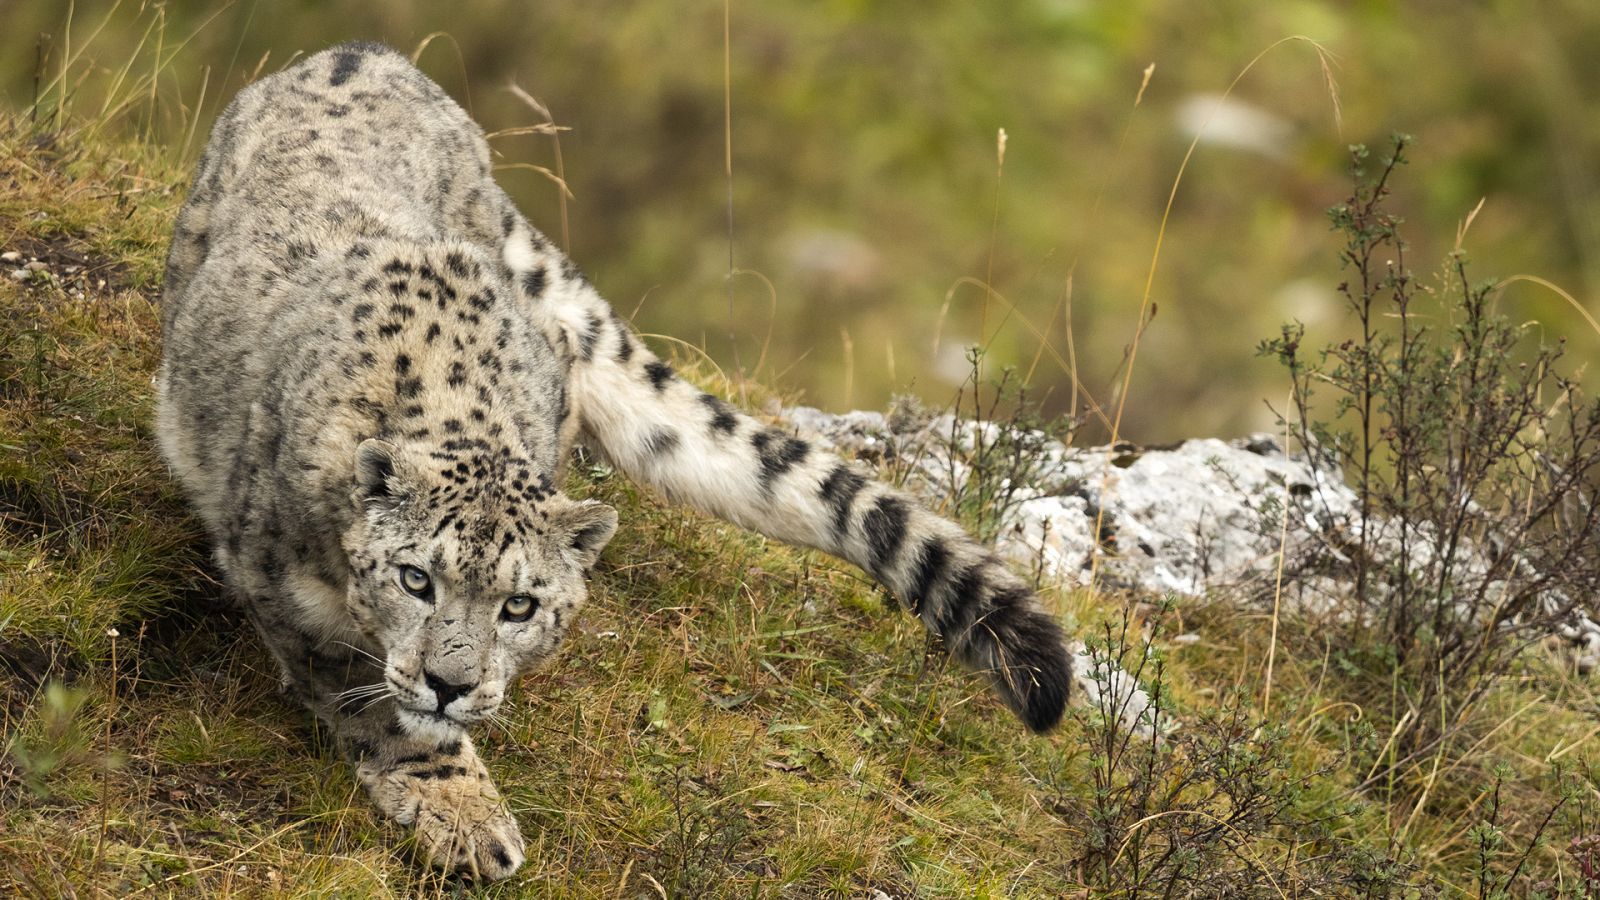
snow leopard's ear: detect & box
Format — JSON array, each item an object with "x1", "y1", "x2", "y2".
[
  {"x1": 354, "y1": 439, "x2": 409, "y2": 510},
  {"x1": 549, "y1": 498, "x2": 618, "y2": 570}
]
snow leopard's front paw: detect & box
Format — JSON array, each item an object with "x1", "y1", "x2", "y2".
[
  {"x1": 411, "y1": 778, "x2": 526, "y2": 882},
  {"x1": 361, "y1": 755, "x2": 526, "y2": 881}
]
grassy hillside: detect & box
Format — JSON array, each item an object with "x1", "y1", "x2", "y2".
[{"x1": 1, "y1": 122, "x2": 1597, "y2": 897}]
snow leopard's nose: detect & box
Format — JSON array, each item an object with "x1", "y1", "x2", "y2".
[{"x1": 423, "y1": 669, "x2": 477, "y2": 712}]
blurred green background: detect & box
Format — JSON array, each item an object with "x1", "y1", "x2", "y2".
[{"x1": 4, "y1": 0, "x2": 1598, "y2": 443}]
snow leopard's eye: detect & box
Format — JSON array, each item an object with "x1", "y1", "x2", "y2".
[
  {"x1": 501, "y1": 594, "x2": 538, "y2": 623},
  {"x1": 398, "y1": 565, "x2": 432, "y2": 598}
]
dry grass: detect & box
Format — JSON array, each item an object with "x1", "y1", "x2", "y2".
[
  {"x1": 0, "y1": 120, "x2": 1108, "y2": 898},
  {"x1": 1, "y1": 25, "x2": 1597, "y2": 896}
]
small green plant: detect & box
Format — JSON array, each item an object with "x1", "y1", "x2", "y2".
[
  {"x1": 1261, "y1": 136, "x2": 1600, "y2": 769},
  {"x1": 1470, "y1": 763, "x2": 1554, "y2": 899},
  {"x1": 657, "y1": 767, "x2": 757, "y2": 895},
  {"x1": 903, "y1": 346, "x2": 1076, "y2": 544},
  {"x1": 1470, "y1": 760, "x2": 1600, "y2": 898},
  {"x1": 5, "y1": 681, "x2": 99, "y2": 796},
  {"x1": 1054, "y1": 601, "x2": 1411, "y2": 897}
]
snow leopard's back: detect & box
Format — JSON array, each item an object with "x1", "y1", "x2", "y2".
[{"x1": 162, "y1": 42, "x2": 509, "y2": 331}]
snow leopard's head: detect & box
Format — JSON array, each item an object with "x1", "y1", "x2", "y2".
[{"x1": 341, "y1": 438, "x2": 616, "y2": 740}]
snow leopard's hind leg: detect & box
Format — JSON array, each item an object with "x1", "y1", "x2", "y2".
[{"x1": 498, "y1": 217, "x2": 1073, "y2": 732}]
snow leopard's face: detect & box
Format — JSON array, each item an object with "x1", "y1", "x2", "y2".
[{"x1": 342, "y1": 439, "x2": 616, "y2": 740}]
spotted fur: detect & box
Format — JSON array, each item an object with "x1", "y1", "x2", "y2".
[{"x1": 157, "y1": 42, "x2": 1071, "y2": 883}]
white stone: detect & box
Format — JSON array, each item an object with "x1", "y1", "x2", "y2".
[{"x1": 783, "y1": 404, "x2": 1600, "y2": 711}]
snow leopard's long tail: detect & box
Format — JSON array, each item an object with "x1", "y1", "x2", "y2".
[{"x1": 503, "y1": 223, "x2": 1072, "y2": 732}]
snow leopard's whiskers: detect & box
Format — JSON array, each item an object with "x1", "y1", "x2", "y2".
[
  {"x1": 332, "y1": 640, "x2": 385, "y2": 666},
  {"x1": 334, "y1": 682, "x2": 391, "y2": 713},
  {"x1": 349, "y1": 692, "x2": 393, "y2": 718}
]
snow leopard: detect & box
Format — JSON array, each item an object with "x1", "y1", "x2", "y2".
[{"x1": 156, "y1": 41, "x2": 1072, "y2": 880}]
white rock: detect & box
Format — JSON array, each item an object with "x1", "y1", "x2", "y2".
[{"x1": 783, "y1": 405, "x2": 1600, "y2": 717}]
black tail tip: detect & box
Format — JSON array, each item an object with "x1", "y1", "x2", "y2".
[
  {"x1": 1009, "y1": 655, "x2": 1073, "y2": 733},
  {"x1": 991, "y1": 622, "x2": 1074, "y2": 733},
  {"x1": 945, "y1": 575, "x2": 1073, "y2": 733}
]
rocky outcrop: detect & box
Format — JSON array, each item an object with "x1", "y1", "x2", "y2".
[{"x1": 784, "y1": 406, "x2": 1600, "y2": 679}]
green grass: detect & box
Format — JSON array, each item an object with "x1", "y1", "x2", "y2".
[{"x1": 1, "y1": 118, "x2": 1597, "y2": 898}]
